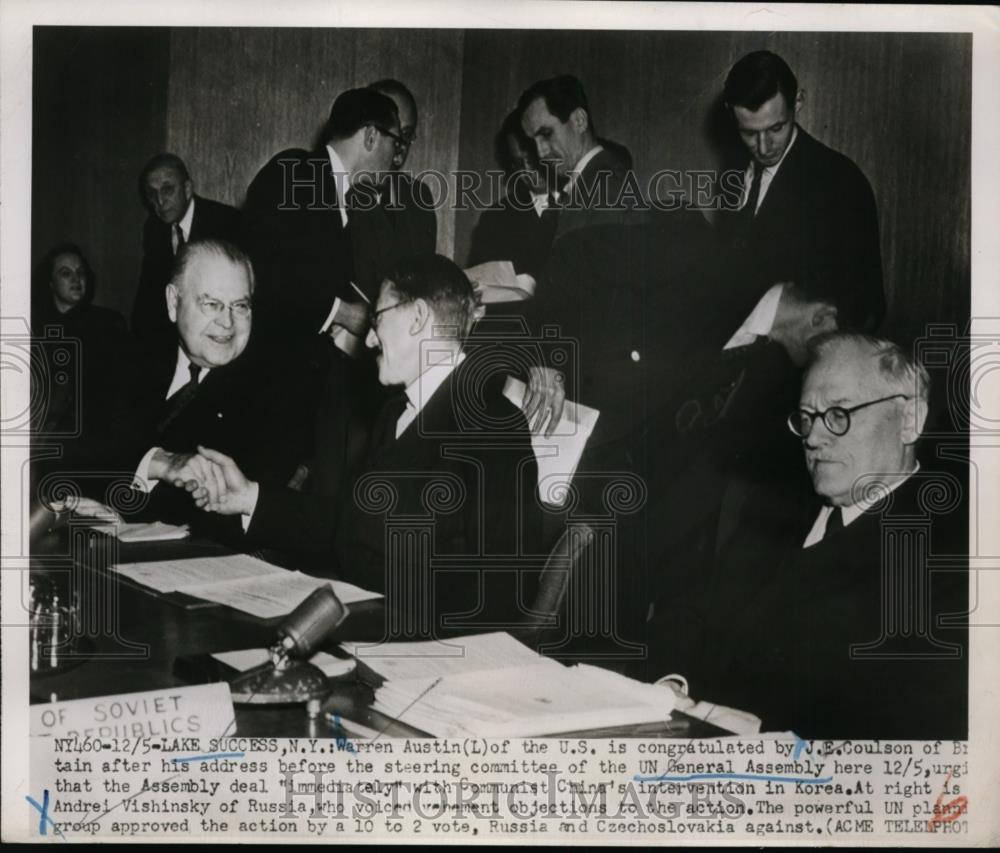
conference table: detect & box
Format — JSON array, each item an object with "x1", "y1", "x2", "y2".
[{"x1": 28, "y1": 517, "x2": 729, "y2": 739}]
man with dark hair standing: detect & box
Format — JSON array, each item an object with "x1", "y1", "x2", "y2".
[
  {"x1": 133, "y1": 153, "x2": 241, "y2": 342},
  {"x1": 718, "y1": 50, "x2": 885, "y2": 331},
  {"x1": 190, "y1": 255, "x2": 542, "y2": 640},
  {"x1": 518, "y1": 74, "x2": 632, "y2": 235},
  {"x1": 243, "y1": 87, "x2": 402, "y2": 350}
]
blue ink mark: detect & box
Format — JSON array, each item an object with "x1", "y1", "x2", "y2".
[
  {"x1": 792, "y1": 734, "x2": 807, "y2": 760},
  {"x1": 633, "y1": 772, "x2": 834, "y2": 785},
  {"x1": 26, "y1": 790, "x2": 65, "y2": 839},
  {"x1": 331, "y1": 714, "x2": 357, "y2": 753},
  {"x1": 171, "y1": 752, "x2": 245, "y2": 764}
]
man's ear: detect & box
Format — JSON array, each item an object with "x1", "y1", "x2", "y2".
[
  {"x1": 570, "y1": 106, "x2": 589, "y2": 135},
  {"x1": 810, "y1": 303, "x2": 838, "y2": 334},
  {"x1": 410, "y1": 298, "x2": 430, "y2": 335},
  {"x1": 362, "y1": 125, "x2": 379, "y2": 152},
  {"x1": 182, "y1": 179, "x2": 194, "y2": 203},
  {"x1": 901, "y1": 395, "x2": 929, "y2": 446},
  {"x1": 166, "y1": 283, "x2": 180, "y2": 323},
  {"x1": 793, "y1": 89, "x2": 805, "y2": 117}
]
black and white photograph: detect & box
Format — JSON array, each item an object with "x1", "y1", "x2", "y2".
[{"x1": 3, "y1": 0, "x2": 998, "y2": 845}]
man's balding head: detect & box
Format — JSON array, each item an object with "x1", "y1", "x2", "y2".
[{"x1": 166, "y1": 239, "x2": 254, "y2": 368}]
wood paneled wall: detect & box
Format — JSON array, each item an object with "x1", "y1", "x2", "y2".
[
  {"x1": 165, "y1": 28, "x2": 465, "y2": 259},
  {"x1": 32, "y1": 28, "x2": 170, "y2": 320},
  {"x1": 455, "y1": 31, "x2": 971, "y2": 343},
  {"x1": 33, "y1": 29, "x2": 969, "y2": 345}
]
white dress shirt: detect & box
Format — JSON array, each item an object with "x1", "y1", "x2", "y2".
[
  {"x1": 802, "y1": 463, "x2": 921, "y2": 549},
  {"x1": 318, "y1": 145, "x2": 370, "y2": 343},
  {"x1": 740, "y1": 126, "x2": 798, "y2": 214},
  {"x1": 395, "y1": 350, "x2": 466, "y2": 439},
  {"x1": 133, "y1": 348, "x2": 209, "y2": 491}
]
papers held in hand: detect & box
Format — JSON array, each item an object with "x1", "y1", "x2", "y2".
[
  {"x1": 342, "y1": 632, "x2": 676, "y2": 738},
  {"x1": 464, "y1": 260, "x2": 537, "y2": 303},
  {"x1": 503, "y1": 376, "x2": 600, "y2": 507}
]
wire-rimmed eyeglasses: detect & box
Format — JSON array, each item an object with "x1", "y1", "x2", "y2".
[{"x1": 787, "y1": 394, "x2": 910, "y2": 438}]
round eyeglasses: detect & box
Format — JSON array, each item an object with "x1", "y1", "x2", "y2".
[
  {"x1": 787, "y1": 394, "x2": 910, "y2": 438},
  {"x1": 194, "y1": 296, "x2": 252, "y2": 321}
]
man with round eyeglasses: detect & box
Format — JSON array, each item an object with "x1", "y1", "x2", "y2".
[
  {"x1": 794, "y1": 333, "x2": 925, "y2": 543},
  {"x1": 648, "y1": 331, "x2": 968, "y2": 738}
]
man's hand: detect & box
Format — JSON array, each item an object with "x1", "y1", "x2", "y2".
[
  {"x1": 332, "y1": 299, "x2": 370, "y2": 337},
  {"x1": 184, "y1": 446, "x2": 258, "y2": 516},
  {"x1": 148, "y1": 449, "x2": 227, "y2": 506},
  {"x1": 523, "y1": 365, "x2": 566, "y2": 438}
]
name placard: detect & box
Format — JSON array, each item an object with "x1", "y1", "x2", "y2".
[{"x1": 30, "y1": 683, "x2": 235, "y2": 739}]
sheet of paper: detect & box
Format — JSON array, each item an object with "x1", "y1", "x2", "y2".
[
  {"x1": 464, "y1": 260, "x2": 536, "y2": 303},
  {"x1": 503, "y1": 376, "x2": 600, "y2": 506},
  {"x1": 341, "y1": 631, "x2": 543, "y2": 682},
  {"x1": 211, "y1": 648, "x2": 356, "y2": 678},
  {"x1": 187, "y1": 572, "x2": 380, "y2": 619},
  {"x1": 114, "y1": 521, "x2": 190, "y2": 542},
  {"x1": 113, "y1": 553, "x2": 286, "y2": 593}
]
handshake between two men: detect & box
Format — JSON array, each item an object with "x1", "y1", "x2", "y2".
[{"x1": 151, "y1": 446, "x2": 258, "y2": 518}]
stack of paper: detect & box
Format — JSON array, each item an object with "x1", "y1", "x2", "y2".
[
  {"x1": 341, "y1": 632, "x2": 674, "y2": 737},
  {"x1": 112, "y1": 554, "x2": 381, "y2": 619}
]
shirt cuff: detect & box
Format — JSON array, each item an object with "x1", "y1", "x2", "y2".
[
  {"x1": 319, "y1": 297, "x2": 343, "y2": 334},
  {"x1": 240, "y1": 482, "x2": 261, "y2": 533},
  {"x1": 723, "y1": 283, "x2": 785, "y2": 350},
  {"x1": 132, "y1": 447, "x2": 161, "y2": 492}
]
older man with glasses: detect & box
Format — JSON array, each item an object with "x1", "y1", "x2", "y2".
[{"x1": 649, "y1": 331, "x2": 968, "y2": 739}]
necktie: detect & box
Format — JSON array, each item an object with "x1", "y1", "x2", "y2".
[
  {"x1": 742, "y1": 165, "x2": 763, "y2": 220},
  {"x1": 823, "y1": 506, "x2": 844, "y2": 540},
  {"x1": 157, "y1": 363, "x2": 202, "y2": 435},
  {"x1": 173, "y1": 223, "x2": 186, "y2": 254},
  {"x1": 371, "y1": 391, "x2": 410, "y2": 453}
]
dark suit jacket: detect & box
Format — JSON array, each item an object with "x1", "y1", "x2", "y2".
[
  {"x1": 246, "y1": 360, "x2": 543, "y2": 638},
  {"x1": 653, "y1": 472, "x2": 968, "y2": 739},
  {"x1": 132, "y1": 195, "x2": 242, "y2": 340},
  {"x1": 60, "y1": 339, "x2": 308, "y2": 536},
  {"x1": 468, "y1": 176, "x2": 560, "y2": 281},
  {"x1": 718, "y1": 127, "x2": 885, "y2": 330},
  {"x1": 536, "y1": 211, "x2": 758, "y2": 454}
]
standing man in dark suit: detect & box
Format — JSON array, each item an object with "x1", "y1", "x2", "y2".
[
  {"x1": 242, "y1": 87, "x2": 401, "y2": 351},
  {"x1": 718, "y1": 51, "x2": 885, "y2": 331},
  {"x1": 191, "y1": 255, "x2": 542, "y2": 639},
  {"x1": 651, "y1": 332, "x2": 967, "y2": 739},
  {"x1": 132, "y1": 153, "x2": 241, "y2": 342}
]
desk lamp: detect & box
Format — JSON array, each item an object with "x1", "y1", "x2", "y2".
[{"x1": 230, "y1": 586, "x2": 347, "y2": 710}]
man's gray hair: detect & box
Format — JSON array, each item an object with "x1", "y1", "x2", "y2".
[
  {"x1": 170, "y1": 238, "x2": 256, "y2": 295},
  {"x1": 809, "y1": 331, "x2": 930, "y2": 404}
]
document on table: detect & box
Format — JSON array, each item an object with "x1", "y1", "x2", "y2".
[
  {"x1": 91, "y1": 520, "x2": 190, "y2": 542},
  {"x1": 113, "y1": 553, "x2": 280, "y2": 593},
  {"x1": 112, "y1": 553, "x2": 382, "y2": 617},
  {"x1": 372, "y1": 659, "x2": 677, "y2": 738},
  {"x1": 190, "y1": 571, "x2": 381, "y2": 620},
  {"x1": 503, "y1": 376, "x2": 600, "y2": 506},
  {"x1": 340, "y1": 631, "x2": 544, "y2": 682}
]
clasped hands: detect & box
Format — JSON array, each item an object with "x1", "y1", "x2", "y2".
[{"x1": 150, "y1": 447, "x2": 256, "y2": 516}]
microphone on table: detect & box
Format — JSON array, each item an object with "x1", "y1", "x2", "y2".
[{"x1": 229, "y1": 585, "x2": 348, "y2": 714}]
